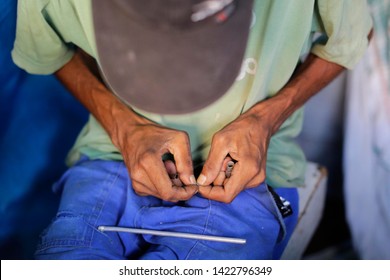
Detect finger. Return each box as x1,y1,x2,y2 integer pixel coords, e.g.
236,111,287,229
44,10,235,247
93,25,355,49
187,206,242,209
245,155,266,188
131,177,159,197
164,159,177,175
200,161,254,203
197,140,229,186
199,185,237,203
171,174,184,187
221,161,259,198
246,167,266,188
213,171,227,186
173,184,199,200
164,160,198,198
169,133,196,186
131,159,171,198
142,154,192,201
164,160,183,187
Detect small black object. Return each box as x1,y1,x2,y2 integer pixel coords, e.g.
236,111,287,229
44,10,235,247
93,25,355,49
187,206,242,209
267,185,293,218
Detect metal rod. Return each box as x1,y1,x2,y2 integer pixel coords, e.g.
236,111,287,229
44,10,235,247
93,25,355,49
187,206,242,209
98,226,246,244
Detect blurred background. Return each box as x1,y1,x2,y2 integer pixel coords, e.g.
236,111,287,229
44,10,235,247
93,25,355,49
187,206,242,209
1,0,389,259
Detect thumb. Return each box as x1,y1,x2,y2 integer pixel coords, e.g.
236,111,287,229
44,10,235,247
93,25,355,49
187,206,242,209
197,149,228,186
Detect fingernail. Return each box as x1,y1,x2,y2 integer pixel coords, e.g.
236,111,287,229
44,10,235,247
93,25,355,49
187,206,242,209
197,174,206,185
190,175,197,185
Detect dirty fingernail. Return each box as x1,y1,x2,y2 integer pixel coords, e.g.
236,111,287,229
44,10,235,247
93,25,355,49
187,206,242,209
190,175,197,185
197,174,206,185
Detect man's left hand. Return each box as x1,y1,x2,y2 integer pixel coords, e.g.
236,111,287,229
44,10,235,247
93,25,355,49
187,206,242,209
197,106,272,203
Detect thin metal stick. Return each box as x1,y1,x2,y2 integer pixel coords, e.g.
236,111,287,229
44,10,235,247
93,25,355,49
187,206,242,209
98,226,246,244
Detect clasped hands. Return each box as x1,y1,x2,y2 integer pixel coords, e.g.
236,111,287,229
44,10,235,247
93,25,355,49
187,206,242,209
118,108,272,203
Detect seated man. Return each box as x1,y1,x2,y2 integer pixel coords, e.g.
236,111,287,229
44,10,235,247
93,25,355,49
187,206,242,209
12,0,372,259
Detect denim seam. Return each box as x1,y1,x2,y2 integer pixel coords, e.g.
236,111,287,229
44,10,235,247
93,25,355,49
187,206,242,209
36,161,123,254
184,198,213,260
89,162,122,243
35,218,101,252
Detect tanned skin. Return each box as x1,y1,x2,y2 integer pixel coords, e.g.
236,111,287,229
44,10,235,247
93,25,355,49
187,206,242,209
56,29,371,203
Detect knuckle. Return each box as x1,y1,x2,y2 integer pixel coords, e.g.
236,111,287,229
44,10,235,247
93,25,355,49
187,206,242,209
247,178,263,188
133,188,144,196
131,182,145,195
180,192,193,201
142,150,156,162
258,172,266,183
130,167,144,182
247,160,261,175
138,151,156,168
218,189,236,204
175,131,189,143
221,195,234,204
178,130,189,139
201,162,213,174
247,168,266,188
159,189,174,201
256,172,266,186
211,132,224,145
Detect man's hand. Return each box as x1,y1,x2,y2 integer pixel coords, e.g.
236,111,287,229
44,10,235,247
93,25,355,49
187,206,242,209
57,50,346,203
116,120,198,201
55,50,198,202
197,107,270,203
197,53,346,203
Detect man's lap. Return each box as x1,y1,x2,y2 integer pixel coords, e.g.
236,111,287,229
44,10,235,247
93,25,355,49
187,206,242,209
35,157,298,260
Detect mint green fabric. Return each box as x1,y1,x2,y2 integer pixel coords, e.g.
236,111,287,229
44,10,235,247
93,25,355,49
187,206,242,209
12,0,372,188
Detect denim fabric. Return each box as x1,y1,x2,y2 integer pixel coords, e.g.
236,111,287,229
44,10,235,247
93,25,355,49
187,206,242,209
35,158,298,260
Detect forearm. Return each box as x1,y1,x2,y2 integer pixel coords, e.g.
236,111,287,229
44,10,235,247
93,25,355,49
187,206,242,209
56,49,197,199
251,28,373,133
197,54,347,200
249,54,345,135
55,49,150,148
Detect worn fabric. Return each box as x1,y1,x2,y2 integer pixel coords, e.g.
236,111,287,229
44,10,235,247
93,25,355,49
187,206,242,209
11,0,372,188
34,157,298,260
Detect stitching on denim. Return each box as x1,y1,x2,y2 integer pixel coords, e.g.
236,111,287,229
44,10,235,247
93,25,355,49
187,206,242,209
84,161,122,247
185,198,213,260
36,161,125,256
88,161,122,227
35,215,100,253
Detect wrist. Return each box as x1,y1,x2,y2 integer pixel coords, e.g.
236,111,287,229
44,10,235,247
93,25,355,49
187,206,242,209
102,96,153,149
249,89,297,135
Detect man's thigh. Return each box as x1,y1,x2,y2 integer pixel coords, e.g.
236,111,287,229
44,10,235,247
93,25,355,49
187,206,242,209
136,184,298,260
34,158,148,259
35,158,298,260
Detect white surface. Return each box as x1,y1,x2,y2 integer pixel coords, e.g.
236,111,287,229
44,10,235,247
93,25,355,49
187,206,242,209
281,161,327,259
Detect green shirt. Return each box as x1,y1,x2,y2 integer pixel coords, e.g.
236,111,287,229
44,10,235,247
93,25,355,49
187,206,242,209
12,0,372,188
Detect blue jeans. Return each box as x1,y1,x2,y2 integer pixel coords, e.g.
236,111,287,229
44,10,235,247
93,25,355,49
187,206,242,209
35,157,298,260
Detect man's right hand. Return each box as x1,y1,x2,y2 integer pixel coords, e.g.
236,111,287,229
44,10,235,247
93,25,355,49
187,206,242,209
116,120,198,202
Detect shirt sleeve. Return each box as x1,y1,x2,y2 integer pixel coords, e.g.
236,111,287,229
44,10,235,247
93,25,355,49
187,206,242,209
11,0,75,74
311,0,373,69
